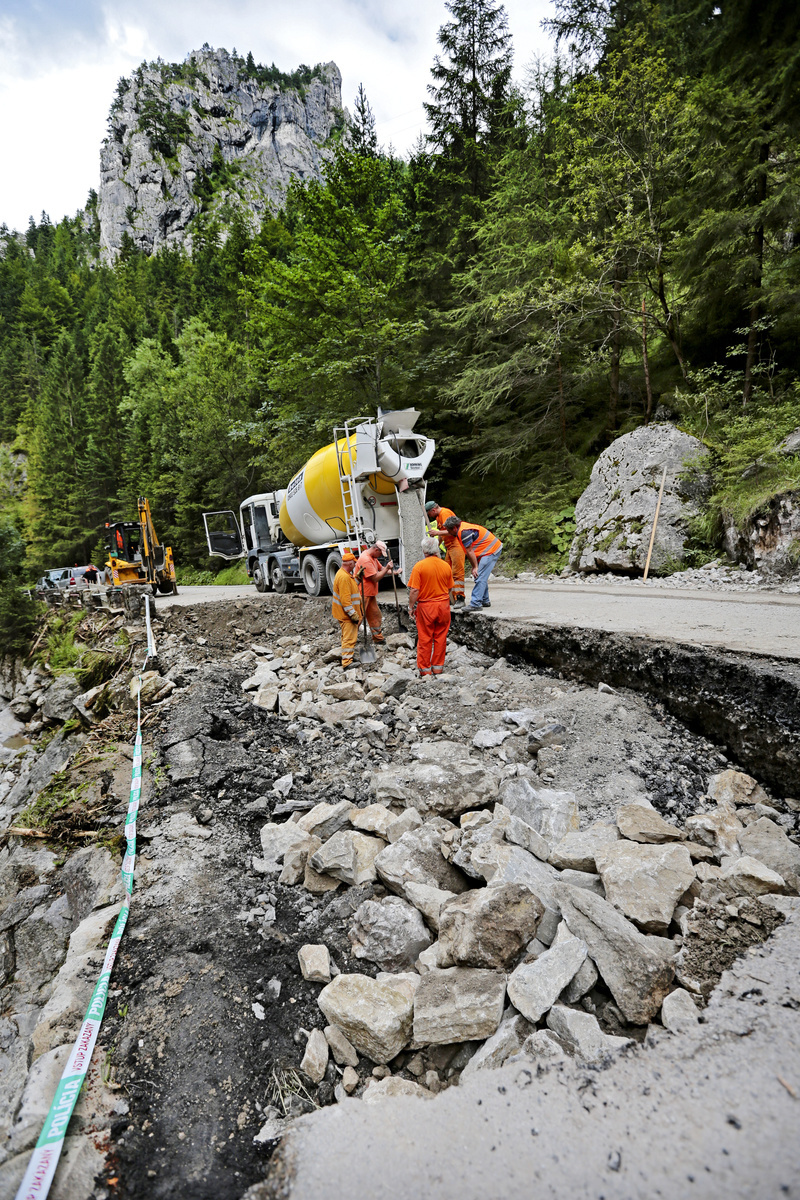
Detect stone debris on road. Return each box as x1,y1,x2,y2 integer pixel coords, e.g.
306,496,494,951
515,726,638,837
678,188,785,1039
0,593,797,1200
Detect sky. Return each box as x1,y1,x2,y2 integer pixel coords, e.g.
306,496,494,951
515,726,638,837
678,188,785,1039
0,0,555,232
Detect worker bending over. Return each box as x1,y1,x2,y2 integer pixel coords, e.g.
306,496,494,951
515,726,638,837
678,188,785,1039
425,500,465,606
407,537,455,676
355,542,399,646
443,516,503,611
331,551,362,668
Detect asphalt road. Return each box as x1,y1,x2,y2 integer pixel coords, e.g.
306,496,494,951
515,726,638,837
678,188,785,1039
160,579,800,660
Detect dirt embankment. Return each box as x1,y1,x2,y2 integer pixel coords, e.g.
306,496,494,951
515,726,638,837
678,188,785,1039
451,612,800,798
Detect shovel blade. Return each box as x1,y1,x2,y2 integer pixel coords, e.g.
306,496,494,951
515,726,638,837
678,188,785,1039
359,644,377,665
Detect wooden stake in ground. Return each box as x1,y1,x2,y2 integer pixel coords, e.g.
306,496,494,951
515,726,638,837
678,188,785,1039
643,465,668,582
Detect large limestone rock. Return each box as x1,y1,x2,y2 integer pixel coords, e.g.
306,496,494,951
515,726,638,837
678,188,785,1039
706,769,769,807
40,674,81,723
738,818,800,891
615,805,684,844
349,897,432,971
375,821,469,899
660,987,701,1033
99,50,344,259
437,884,544,970
569,424,709,574
297,801,354,841
258,822,313,873
719,855,789,898
317,975,413,1064
412,967,506,1046
403,882,457,932
309,831,385,886
546,1005,633,1062
498,778,579,843
507,937,587,1023
593,842,695,933
469,842,562,932
554,883,675,1024
549,824,620,872
460,1011,532,1078
370,758,499,820
685,804,743,858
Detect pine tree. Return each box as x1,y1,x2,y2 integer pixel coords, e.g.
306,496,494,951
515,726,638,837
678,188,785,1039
424,0,513,185
351,85,378,157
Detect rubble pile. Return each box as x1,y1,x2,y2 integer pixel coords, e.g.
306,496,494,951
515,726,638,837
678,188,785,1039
0,595,797,1199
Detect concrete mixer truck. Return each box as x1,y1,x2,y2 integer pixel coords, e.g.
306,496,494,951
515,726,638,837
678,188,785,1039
202,410,435,596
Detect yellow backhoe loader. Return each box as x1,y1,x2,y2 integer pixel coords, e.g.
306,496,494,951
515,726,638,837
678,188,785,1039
103,497,177,595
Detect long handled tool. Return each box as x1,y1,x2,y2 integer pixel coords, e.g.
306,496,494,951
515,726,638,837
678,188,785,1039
389,563,409,632
642,465,667,583
357,575,377,665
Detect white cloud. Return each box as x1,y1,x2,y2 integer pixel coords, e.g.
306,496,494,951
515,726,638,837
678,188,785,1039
0,0,554,231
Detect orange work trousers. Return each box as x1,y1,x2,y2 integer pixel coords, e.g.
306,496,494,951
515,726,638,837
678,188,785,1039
445,541,465,598
336,616,360,667
364,595,384,643
416,598,451,676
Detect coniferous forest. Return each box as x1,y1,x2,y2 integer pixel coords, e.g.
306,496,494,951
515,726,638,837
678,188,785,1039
2,0,800,650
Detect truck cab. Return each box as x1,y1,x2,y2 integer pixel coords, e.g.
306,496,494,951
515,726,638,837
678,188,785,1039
202,491,300,592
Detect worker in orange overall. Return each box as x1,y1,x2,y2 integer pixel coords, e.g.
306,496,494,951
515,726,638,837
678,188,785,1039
331,550,362,668
407,537,455,676
355,541,399,646
443,516,503,611
425,499,465,606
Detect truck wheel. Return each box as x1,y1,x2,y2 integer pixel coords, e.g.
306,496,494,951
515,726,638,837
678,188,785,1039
271,564,289,594
325,550,342,593
302,555,329,597
253,565,268,593
157,581,173,595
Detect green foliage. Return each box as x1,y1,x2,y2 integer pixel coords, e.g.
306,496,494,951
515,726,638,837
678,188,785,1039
39,612,83,673
679,383,800,531
551,507,576,554
0,518,37,658
19,771,88,835
137,91,192,158
175,561,249,585
245,148,426,470
78,649,122,690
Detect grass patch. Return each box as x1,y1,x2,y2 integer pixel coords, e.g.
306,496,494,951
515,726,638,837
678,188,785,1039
78,649,125,690
176,561,250,585
19,771,89,835
38,611,84,673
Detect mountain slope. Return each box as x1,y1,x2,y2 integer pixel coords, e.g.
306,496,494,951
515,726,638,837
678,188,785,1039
99,48,345,259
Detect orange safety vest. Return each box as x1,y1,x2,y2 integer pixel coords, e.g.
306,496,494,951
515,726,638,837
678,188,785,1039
457,522,502,559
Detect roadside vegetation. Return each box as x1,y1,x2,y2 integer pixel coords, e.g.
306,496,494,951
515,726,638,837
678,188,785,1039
1,0,798,579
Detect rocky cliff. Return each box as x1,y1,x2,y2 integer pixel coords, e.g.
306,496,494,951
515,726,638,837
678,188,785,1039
98,49,345,259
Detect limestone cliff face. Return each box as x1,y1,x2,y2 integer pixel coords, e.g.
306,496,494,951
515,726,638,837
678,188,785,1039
98,49,344,259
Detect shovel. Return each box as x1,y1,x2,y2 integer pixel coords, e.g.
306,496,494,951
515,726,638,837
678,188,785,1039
357,576,377,665
389,563,409,632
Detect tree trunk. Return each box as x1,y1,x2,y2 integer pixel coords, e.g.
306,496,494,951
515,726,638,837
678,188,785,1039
743,142,769,409
608,269,622,433
557,351,566,447
642,297,653,423
655,268,687,381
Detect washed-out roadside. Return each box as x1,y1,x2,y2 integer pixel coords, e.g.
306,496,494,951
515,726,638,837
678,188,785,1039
0,594,797,1200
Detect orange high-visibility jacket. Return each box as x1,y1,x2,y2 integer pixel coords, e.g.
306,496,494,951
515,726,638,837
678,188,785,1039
456,522,502,559
331,568,362,620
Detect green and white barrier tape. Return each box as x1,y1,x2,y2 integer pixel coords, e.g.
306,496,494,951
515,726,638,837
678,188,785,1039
15,596,155,1200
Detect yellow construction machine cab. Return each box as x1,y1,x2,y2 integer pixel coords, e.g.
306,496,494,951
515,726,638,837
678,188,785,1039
104,497,177,595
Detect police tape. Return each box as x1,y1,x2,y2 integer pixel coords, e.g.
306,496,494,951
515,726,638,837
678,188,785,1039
14,674,146,1200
